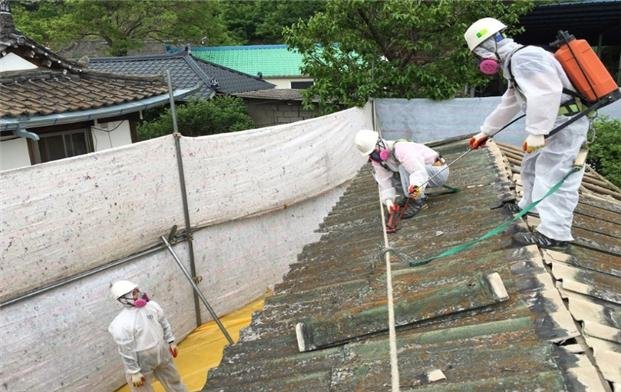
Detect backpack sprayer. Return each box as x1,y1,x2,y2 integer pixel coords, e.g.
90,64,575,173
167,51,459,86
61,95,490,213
429,30,620,187
385,31,619,234
546,30,620,141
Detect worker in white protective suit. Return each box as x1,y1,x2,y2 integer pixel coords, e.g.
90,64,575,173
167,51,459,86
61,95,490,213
108,280,188,392
354,129,449,218
465,17,588,248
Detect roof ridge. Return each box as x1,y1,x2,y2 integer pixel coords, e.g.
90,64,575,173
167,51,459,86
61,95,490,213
181,54,218,89
90,51,185,63
189,44,290,51
190,54,269,83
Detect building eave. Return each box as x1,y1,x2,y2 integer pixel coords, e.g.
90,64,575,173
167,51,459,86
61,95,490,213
0,86,199,131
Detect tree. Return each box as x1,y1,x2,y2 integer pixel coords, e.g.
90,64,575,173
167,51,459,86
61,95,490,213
284,0,534,112
588,116,621,187
138,97,255,140
12,0,233,56
221,0,325,44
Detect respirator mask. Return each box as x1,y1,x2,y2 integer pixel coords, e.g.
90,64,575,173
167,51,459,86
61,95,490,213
369,139,391,163
473,33,504,76
119,290,150,308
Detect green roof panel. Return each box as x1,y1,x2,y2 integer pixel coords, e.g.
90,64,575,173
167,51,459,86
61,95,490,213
190,45,304,78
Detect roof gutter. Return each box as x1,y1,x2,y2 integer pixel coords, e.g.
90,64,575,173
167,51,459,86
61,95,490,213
0,85,200,132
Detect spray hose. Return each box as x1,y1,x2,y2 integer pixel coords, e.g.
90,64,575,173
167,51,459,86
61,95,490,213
379,166,580,267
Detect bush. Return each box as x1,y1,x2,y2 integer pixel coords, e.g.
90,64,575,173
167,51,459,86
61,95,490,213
138,96,255,140
587,116,621,187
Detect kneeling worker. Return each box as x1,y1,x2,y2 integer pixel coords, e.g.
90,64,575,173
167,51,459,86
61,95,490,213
354,129,449,219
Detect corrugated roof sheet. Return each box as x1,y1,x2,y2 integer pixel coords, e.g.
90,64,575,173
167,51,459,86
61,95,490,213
188,45,305,78
498,142,621,389
203,138,618,391
88,51,274,98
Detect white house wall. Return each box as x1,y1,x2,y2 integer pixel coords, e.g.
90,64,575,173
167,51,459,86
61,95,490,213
0,137,31,170
92,120,133,151
0,104,371,392
0,52,37,72
265,77,314,89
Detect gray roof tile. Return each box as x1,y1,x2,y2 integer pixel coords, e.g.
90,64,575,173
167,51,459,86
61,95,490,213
88,51,274,99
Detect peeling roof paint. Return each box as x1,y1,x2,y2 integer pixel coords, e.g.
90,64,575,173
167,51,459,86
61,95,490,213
203,139,619,391
498,143,621,390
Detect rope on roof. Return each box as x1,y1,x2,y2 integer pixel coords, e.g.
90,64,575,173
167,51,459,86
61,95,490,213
373,100,401,392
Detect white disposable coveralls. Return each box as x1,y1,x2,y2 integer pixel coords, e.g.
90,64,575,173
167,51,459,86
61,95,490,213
479,38,588,241
109,301,187,392
372,141,449,204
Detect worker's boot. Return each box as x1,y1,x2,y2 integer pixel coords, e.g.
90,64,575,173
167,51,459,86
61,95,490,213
402,197,427,219
505,203,521,214
512,231,569,249
506,202,540,217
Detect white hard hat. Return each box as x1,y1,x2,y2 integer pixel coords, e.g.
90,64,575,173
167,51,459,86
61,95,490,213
110,280,138,300
354,129,379,155
464,17,507,52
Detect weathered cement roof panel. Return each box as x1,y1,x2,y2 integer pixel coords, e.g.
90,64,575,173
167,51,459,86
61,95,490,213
498,142,621,389
204,140,617,391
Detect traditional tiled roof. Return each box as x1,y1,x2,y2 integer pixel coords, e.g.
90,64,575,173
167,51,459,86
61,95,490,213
0,69,168,118
88,50,274,98
0,2,169,120
187,44,305,78
203,138,620,391
0,2,81,74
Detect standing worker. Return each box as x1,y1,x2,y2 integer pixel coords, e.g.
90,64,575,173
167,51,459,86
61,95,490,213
109,280,188,392
465,17,588,248
354,129,449,219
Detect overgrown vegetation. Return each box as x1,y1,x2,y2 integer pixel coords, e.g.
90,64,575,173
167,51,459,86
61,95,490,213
588,116,621,187
12,0,234,56
138,97,255,141
12,0,326,54
285,0,534,112
221,0,326,44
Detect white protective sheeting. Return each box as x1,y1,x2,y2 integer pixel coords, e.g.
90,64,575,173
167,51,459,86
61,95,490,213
181,107,371,227
0,185,347,392
0,104,370,392
190,184,348,318
0,137,186,303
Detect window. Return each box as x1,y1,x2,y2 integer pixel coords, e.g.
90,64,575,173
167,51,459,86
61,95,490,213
290,81,314,89
32,129,94,164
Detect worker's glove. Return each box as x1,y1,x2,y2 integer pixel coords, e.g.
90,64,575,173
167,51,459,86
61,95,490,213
169,343,178,358
385,199,399,213
408,185,422,200
131,372,145,387
469,132,489,150
522,134,545,153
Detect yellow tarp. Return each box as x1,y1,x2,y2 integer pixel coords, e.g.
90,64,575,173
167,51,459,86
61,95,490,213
115,296,265,392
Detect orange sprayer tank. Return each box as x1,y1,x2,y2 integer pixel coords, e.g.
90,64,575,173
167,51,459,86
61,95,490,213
553,31,619,103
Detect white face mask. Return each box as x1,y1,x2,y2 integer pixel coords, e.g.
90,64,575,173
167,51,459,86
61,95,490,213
473,46,497,60
473,36,500,59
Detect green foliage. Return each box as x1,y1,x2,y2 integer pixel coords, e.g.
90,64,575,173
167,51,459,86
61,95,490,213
137,97,255,140
284,0,534,112
12,1,76,49
221,0,325,44
12,0,233,56
587,116,621,187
